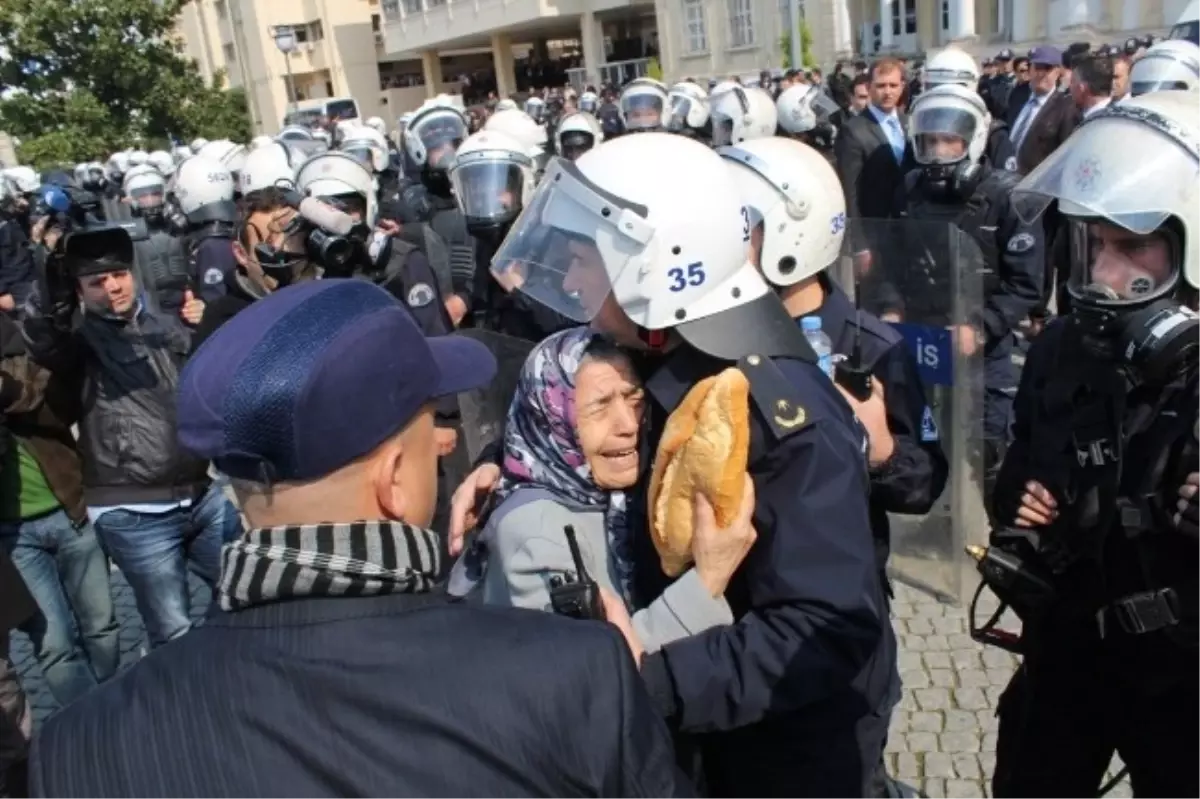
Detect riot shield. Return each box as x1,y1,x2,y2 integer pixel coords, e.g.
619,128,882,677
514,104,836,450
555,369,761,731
455,329,537,463
834,219,988,606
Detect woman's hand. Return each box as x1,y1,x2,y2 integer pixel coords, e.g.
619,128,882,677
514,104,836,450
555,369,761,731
448,463,501,556
691,475,757,597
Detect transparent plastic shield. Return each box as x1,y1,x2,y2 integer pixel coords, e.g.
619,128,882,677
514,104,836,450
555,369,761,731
455,330,537,463
834,219,988,605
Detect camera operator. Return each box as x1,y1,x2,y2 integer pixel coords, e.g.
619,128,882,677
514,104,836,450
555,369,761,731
21,226,232,650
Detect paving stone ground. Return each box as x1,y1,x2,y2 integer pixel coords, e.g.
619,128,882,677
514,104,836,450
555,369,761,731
11,572,1130,798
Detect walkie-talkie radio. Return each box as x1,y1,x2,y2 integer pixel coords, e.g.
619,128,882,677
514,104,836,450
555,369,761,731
548,525,603,621
834,275,874,401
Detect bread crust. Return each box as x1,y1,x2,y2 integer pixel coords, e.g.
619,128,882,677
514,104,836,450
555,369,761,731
648,368,751,576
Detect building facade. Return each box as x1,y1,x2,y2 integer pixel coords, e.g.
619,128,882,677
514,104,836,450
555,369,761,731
175,0,460,134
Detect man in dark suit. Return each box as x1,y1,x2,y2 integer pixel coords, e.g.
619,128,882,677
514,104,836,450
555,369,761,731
834,57,910,309
30,280,688,798
1007,46,1079,175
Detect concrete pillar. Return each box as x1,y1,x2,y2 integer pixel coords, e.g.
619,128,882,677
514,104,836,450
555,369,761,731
949,0,977,38
1121,0,1141,30
580,11,603,87
420,50,443,99
491,33,517,97
1011,0,1032,41
831,0,855,55
880,0,895,49
917,0,937,49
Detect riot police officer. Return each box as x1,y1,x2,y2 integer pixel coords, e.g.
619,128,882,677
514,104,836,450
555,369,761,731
774,83,843,165
169,155,239,306
987,89,1199,798
723,136,946,795
450,133,893,797
924,48,1018,170
981,48,1017,119
664,80,712,142
123,165,192,316
891,82,1044,502
399,102,473,326
447,129,572,340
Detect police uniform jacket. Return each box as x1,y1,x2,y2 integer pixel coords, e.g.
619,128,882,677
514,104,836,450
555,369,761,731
631,340,897,797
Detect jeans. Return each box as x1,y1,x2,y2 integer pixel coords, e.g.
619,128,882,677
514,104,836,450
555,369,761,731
0,510,119,708
92,483,229,648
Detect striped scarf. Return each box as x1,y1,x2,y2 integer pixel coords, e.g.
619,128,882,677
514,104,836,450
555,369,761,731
217,521,442,611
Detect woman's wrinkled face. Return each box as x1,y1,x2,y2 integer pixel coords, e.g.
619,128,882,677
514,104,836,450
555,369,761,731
574,354,644,490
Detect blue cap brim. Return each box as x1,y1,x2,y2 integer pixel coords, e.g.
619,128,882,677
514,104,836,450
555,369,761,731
428,334,498,398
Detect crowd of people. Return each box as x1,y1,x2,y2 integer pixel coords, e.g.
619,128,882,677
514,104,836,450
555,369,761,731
0,29,1197,799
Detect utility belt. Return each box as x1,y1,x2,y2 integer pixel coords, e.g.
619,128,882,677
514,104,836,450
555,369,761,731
1096,585,1192,639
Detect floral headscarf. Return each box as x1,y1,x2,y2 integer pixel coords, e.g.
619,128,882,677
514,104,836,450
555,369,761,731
493,327,641,606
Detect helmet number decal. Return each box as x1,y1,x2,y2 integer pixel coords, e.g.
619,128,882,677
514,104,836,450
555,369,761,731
741,206,752,242
668,262,706,292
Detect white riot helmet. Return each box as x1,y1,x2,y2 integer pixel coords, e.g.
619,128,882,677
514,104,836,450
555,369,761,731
190,138,209,152
279,125,315,142
364,116,387,136
105,153,130,184
908,84,989,172
555,112,603,160
128,149,149,166
1013,90,1199,317
484,109,549,170
711,80,740,97
172,145,193,163
170,155,236,221
312,129,332,147
495,98,519,112
524,95,546,123
923,47,982,89
492,133,787,358
579,91,599,113
148,150,175,177
122,163,162,189
665,81,710,133
73,163,89,186
83,162,107,190
3,166,39,195
295,151,378,228
238,142,302,195
448,129,536,239
124,168,168,219
197,139,249,185
251,135,275,149
404,105,468,171
619,78,669,131
776,84,842,134
339,126,391,174
719,138,846,288
709,86,778,146
1128,40,1200,96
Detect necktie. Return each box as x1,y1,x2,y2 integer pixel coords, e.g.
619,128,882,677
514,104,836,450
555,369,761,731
886,116,904,163
1011,96,1040,150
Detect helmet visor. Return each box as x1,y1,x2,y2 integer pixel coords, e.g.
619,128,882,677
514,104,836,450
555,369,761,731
910,106,977,164
130,185,165,211
579,95,598,113
1066,220,1180,306
1012,113,1199,233
413,114,467,169
491,157,653,322
558,131,595,161
621,92,664,130
664,95,701,131
450,160,526,224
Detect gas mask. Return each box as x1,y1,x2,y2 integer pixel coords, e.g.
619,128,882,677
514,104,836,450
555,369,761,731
1068,223,1198,384
921,159,984,202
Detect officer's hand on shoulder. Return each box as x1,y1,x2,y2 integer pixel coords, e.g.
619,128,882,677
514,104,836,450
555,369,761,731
434,426,457,456
1174,472,1198,537
449,463,502,556
836,379,893,467
376,219,401,237
1015,480,1058,528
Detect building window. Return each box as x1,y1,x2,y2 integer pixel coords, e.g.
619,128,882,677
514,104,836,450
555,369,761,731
891,0,901,36
214,0,227,19
682,0,708,53
941,0,950,29
727,0,756,47
371,13,381,31
223,43,236,63
311,20,325,41
382,0,399,17
402,0,422,12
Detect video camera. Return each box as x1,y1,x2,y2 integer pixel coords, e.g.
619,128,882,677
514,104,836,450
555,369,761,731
251,189,371,280
33,185,106,231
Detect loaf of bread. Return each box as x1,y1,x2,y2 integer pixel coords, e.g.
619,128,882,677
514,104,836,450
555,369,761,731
648,368,751,577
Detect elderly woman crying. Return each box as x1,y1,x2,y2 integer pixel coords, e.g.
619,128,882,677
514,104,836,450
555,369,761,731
450,327,745,652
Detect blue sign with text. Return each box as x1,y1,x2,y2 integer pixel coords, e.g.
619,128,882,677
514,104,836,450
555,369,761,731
890,322,954,386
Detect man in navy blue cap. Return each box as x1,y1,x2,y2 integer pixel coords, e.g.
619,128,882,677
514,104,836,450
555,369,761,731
29,279,687,799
